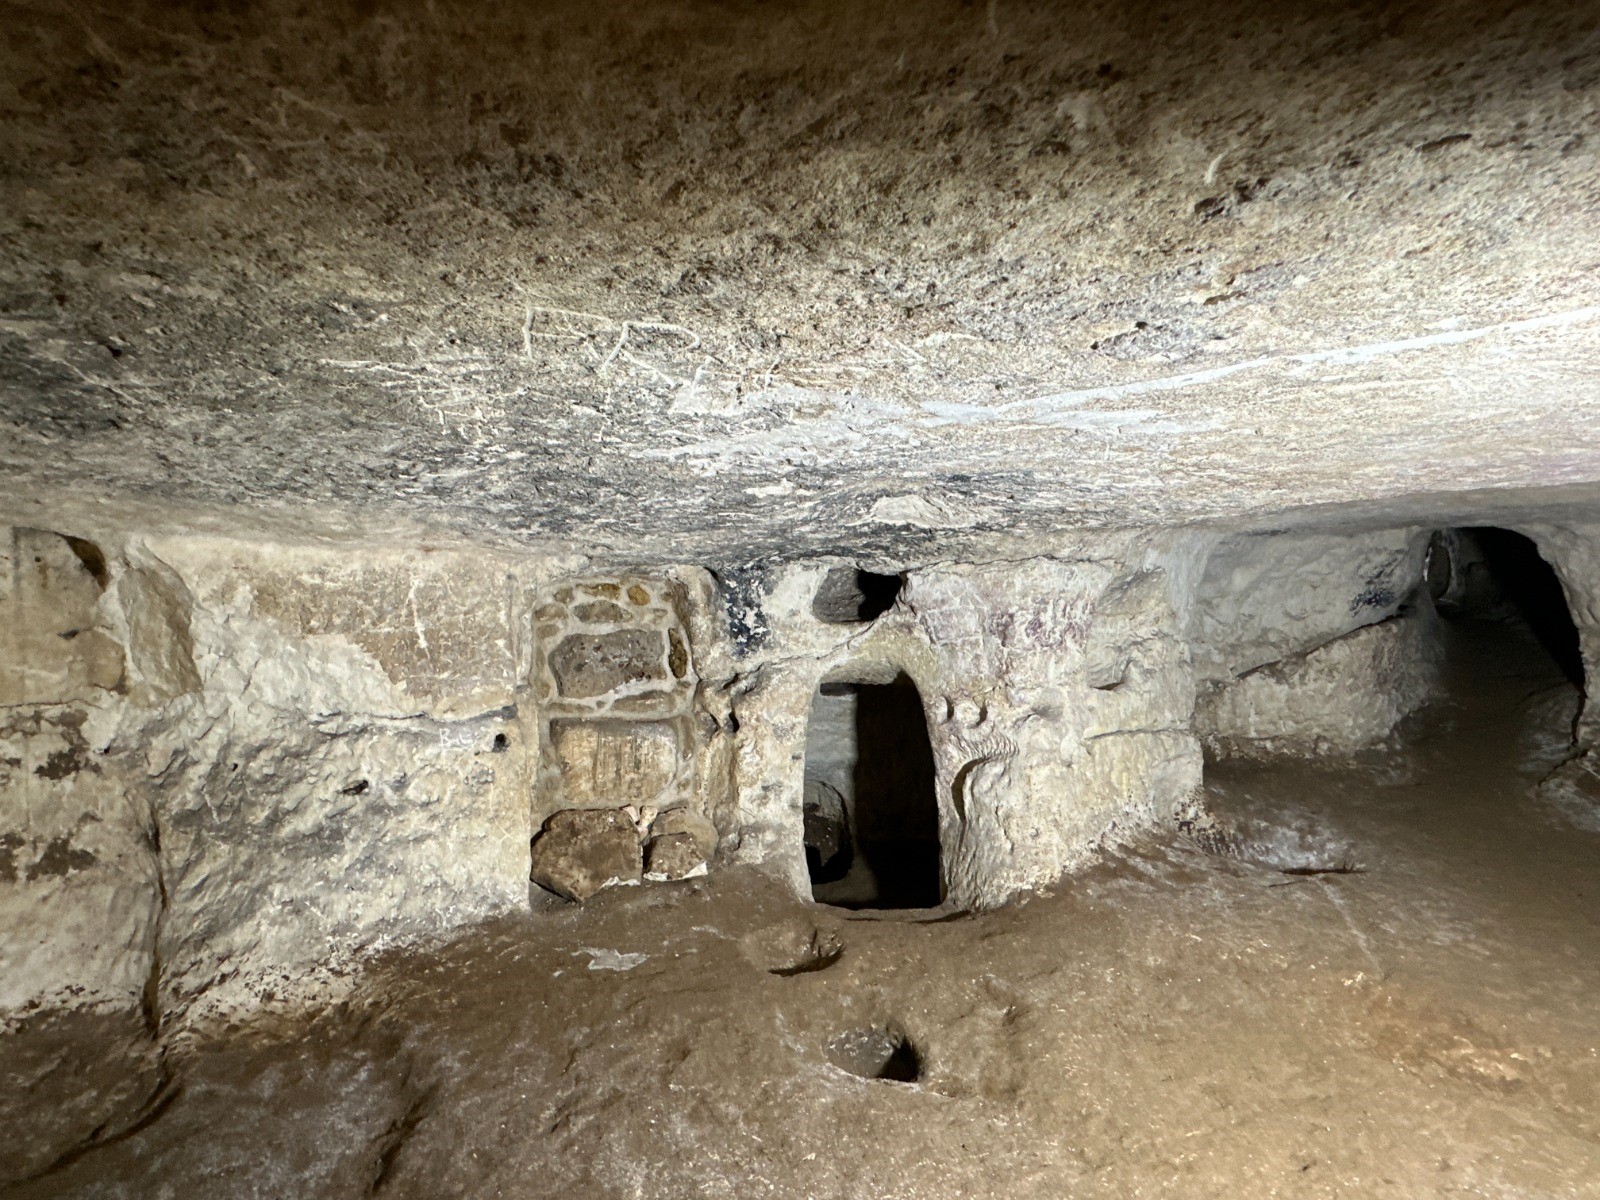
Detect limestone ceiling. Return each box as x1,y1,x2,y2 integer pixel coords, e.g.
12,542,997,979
2,0,1598,564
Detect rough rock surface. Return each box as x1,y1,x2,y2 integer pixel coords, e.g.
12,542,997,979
1,0,1597,562
529,808,645,901
7,628,1599,1198
1197,612,1443,758
0,527,546,1029
0,1009,165,1184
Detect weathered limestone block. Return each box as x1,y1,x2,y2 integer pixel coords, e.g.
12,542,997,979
157,535,530,718
650,806,717,856
530,808,643,901
643,833,706,881
535,577,703,827
644,806,718,879
0,704,159,1019
801,779,850,878
112,555,201,706
125,539,535,1019
550,719,681,809
0,527,158,1022
1196,612,1442,759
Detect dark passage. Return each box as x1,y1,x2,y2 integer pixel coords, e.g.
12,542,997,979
1443,528,1584,690
804,672,941,909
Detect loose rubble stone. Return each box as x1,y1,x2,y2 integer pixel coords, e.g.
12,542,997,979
649,808,718,858
644,833,707,881
529,808,643,902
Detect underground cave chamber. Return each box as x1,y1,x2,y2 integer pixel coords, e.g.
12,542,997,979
5,0,1600,1192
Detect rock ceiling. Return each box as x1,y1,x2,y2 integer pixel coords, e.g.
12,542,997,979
2,0,1598,564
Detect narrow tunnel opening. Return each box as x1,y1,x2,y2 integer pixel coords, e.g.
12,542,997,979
802,671,941,909
1195,524,1589,881
1439,528,1584,690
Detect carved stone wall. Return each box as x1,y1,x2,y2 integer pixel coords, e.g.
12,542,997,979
531,578,699,822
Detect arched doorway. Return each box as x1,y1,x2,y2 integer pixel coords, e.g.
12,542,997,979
801,670,941,909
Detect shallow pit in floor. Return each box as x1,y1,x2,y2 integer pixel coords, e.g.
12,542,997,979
826,1025,922,1083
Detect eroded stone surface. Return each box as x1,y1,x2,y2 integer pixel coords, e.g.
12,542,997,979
650,807,718,858
0,1008,164,1184
643,833,706,881
1197,612,1444,759
711,551,1205,908
548,630,665,700
0,529,122,705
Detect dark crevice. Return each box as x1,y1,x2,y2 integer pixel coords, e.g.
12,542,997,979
768,944,844,976
141,809,168,1040
62,535,110,589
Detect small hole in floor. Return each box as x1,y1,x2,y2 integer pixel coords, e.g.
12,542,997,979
491,733,509,752
826,1025,922,1082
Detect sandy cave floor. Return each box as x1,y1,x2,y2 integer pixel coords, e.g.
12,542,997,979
8,619,1600,1199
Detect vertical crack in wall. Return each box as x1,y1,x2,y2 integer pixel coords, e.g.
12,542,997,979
141,795,168,1040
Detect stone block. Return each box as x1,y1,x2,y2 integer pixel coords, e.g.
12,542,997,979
529,808,642,902
650,806,718,857
548,629,665,699
551,720,680,809
643,833,707,881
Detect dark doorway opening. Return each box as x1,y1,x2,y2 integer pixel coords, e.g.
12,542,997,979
1439,528,1584,690
803,671,941,909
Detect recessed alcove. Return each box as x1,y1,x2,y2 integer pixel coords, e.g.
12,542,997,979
801,669,941,909
812,568,904,625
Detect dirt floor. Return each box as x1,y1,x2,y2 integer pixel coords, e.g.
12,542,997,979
6,616,1600,1199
